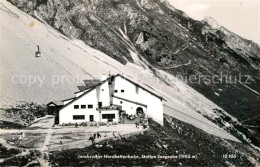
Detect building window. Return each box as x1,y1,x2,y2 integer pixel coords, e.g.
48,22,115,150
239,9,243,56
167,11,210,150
102,114,115,119
88,104,93,109
81,105,86,109
74,105,79,109
120,101,123,104
121,90,124,93
114,90,118,93
73,115,85,120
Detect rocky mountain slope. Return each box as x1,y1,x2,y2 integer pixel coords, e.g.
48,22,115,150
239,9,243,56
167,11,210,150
1,0,260,149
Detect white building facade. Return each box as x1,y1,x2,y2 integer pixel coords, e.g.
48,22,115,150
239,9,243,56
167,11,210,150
57,74,164,125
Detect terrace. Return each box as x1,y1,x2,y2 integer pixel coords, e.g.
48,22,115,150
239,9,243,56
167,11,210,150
0,116,147,152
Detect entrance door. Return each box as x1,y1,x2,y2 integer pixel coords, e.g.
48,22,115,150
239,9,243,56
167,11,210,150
89,115,94,122
55,115,59,124
136,107,144,115
98,102,102,108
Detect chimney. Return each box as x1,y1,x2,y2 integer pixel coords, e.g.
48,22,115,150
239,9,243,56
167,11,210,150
101,74,108,81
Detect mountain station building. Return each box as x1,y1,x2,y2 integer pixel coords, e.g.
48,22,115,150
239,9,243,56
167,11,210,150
47,74,164,125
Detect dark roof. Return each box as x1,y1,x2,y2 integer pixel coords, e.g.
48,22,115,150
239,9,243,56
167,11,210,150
47,101,63,106
77,83,98,91
112,95,147,107
74,80,100,94
83,79,100,85
77,86,88,91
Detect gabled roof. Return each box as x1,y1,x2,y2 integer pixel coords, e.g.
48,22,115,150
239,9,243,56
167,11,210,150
115,74,166,101
59,78,109,110
47,101,63,106
59,74,165,111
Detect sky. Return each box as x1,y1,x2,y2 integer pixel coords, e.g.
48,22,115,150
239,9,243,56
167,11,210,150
168,0,260,45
